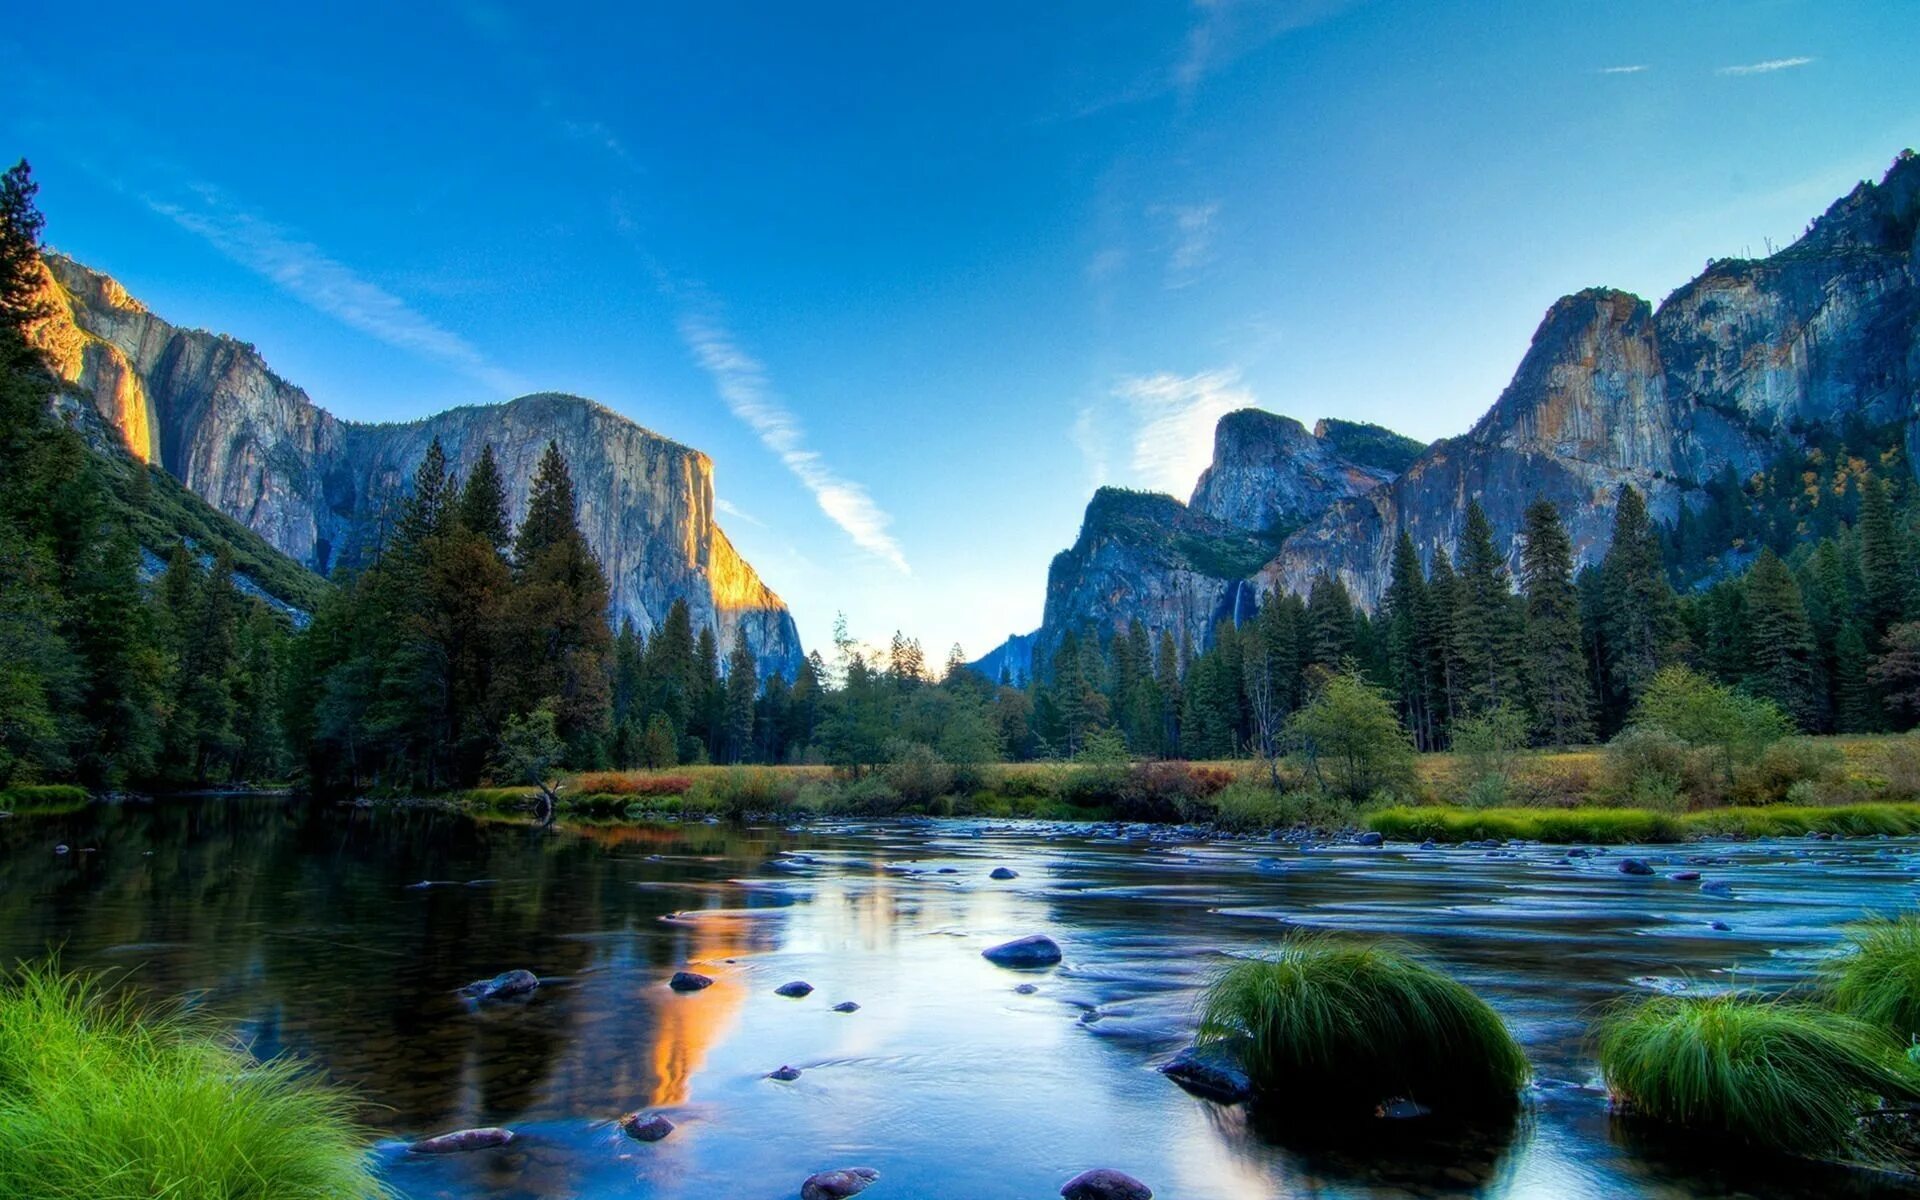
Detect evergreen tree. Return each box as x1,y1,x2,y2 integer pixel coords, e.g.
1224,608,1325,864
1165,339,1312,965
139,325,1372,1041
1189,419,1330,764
1743,548,1820,729
1382,531,1431,747
1306,574,1353,668
1599,484,1681,710
1519,499,1594,745
723,633,757,763
513,441,579,568
456,443,512,556
1452,501,1522,717
1859,473,1905,641
1424,546,1460,742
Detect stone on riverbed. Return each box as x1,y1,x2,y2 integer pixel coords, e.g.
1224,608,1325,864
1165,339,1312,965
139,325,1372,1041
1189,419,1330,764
1061,1168,1153,1199
769,1064,802,1081
982,934,1062,967
1159,1040,1253,1104
832,1001,861,1013
409,1127,514,1154
1356,831,1384,847
775,980,815,998
670,971,714,992
1700,879,1735,896
461,969,539,1001
1618,858,1654,876
620,1112,674,1142
990,866,1019,879
801,1166,879,1199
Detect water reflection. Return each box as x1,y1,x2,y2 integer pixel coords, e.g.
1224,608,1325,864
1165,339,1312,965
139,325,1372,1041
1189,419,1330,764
5,799,1920,1197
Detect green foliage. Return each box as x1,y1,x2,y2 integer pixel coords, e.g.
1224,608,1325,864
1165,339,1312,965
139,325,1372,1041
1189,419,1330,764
0,783,88,813
0,963,388,1199
1596,992,1917,1155
1632,666,1794,783
1315,417,1427,474
494,704,564,793
1452,701,1529,794
1826,915,1920,1044
1198,935,1528,1113
1367,804,1688,844
1287,670,1415,802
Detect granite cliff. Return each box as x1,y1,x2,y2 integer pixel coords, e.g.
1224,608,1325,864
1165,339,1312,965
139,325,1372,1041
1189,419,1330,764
31,254,805,676
995,150,1920,675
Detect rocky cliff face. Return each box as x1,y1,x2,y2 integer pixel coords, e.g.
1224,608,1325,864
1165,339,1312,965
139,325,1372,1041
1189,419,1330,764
1188,409,1407,535
32,255,805,677
1262,150,1920,608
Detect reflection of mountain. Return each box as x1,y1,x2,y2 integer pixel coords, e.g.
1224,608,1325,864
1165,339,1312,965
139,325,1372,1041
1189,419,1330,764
646,909,767,1106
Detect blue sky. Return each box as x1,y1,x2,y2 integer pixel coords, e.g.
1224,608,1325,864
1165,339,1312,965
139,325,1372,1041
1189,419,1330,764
4,1,1915,662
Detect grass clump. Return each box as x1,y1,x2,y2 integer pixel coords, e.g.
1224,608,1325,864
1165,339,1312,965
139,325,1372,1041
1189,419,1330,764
1826,914,1920,1044
0,963,388,1199
1366,805,1686,845
1197,935,1527,1115
1596,993,1918,1157
0,783,90,813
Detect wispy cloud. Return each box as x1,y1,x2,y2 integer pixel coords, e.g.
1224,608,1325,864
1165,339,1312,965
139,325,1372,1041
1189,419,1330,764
1155,201,1221,286
1113,368,1253,494
142,183,524,395
715,497,766,528
1597,64,1649,75
678,315,909,573
1174,0,1365,102
1718,56,1814,76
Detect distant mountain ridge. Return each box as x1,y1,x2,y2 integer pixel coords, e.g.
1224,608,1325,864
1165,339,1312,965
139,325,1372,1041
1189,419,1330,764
983,150,1920,679
30,255,805,676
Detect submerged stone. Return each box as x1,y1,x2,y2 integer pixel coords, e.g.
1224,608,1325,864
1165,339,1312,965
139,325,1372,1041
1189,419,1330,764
1159,1040,1253,1104
775,980,815,997
982,934,1062,967
801,1166,879,1199
1618,858,1654,876
669,971,714,992
409,1127,514,1154
1356,831,1384,847
461,969,539,1001
620,1112,675,1142
770,1064,802,1081
1015,983,1039,994
1700,879,1735,896
832,1001,861,1013
1061,1168,1154,1199
1670,870,1701,882
990,866,1019,879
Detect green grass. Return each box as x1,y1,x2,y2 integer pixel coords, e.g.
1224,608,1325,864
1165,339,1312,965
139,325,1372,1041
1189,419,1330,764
1825,914,1920,1044
0,784,90,814
1197,935,1528,1115
1596,992,1919,1156
1366,803,1920,844
0,964,390,1199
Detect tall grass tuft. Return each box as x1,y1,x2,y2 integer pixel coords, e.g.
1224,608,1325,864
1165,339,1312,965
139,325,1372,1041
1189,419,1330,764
0,964,390,1199
1826,914,1920,1044
1197,935,1528,1115
1596,992,1919,1156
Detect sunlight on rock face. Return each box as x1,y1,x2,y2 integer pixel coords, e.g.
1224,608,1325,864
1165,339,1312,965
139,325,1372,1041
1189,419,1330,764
25,261,157,463
646,909,765,1106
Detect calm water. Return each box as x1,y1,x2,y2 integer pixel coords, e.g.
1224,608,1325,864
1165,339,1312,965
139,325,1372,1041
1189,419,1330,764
5,797,1920,1199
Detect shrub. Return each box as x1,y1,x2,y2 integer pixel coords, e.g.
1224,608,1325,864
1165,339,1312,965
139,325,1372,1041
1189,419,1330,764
0,783,89,813
1287,672,1416,803
1366,805,1686,844
1452,702,1529,793
1826,914,1920,1044
1733,738,1843,805
684,767,796,818
1632,666,1793,784
1114,762,1235,823
1463,774,1511,809
1209,782,1348,832
0,964,389,1199
1596,993,1917,1156
567,772,693,798
881,741,954,807
1883,735,1920,802
1602,725,1696,811
834,775,903,816
1198,936,1527,1115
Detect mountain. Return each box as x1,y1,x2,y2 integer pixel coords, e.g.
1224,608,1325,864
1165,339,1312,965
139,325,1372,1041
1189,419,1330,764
976,410,1419,675
30,254,805,676
999,149,1920,674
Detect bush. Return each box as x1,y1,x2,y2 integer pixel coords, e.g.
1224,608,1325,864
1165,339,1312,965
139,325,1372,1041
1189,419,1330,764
881,741,954,807
1198,936,1527,1115
1452,702,1529,794
0,783,89,813
1883,736,1920,802
1826,914,1920,1044
1632,666,1793,784
1114,762,1235,823
1602,725,1697,811
1733,738,1843,805
1367,805,1686,845
1209,782,1348,832
0,964,388,1199
1596,992,1917,1155
567,772,694,797
1287,672,1416,803
683,767,796,818
1463,774,1511,809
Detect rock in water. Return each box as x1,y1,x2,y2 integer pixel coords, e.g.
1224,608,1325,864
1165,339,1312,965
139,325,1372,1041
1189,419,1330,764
990,866,1018,879
982,934,1062,967
1618,859,1654,876
409,1127,514,1154
462,969,539,1001
1061,1168,1154,1199
1700,879,1735,896
1015,983,1039,995
1159,1040,1253,1104
669,971,714,992
801,1167,879,1199
1356,831,1384,847
620,1113,674,1142
775,981,815,998
832,1001,861,1013
769,1065,802,1081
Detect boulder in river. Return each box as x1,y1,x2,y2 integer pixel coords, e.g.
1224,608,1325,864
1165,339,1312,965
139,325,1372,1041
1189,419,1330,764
775,981,815,998
982,934,1062,967
1356,831,1384,847
620,1112,675,1142
990,866,1019,879
1159,1040,1253,1104
832,1001,861,1013
409,1127,514,1154
769,1064,802,1081
669,971,714,992
801,1166,879,1199
1061,1168,1153,1199
1618,859,1654,876
1700,879,1735,896
1670,871,1701,882
1015,983,1039,995
461,969,539,1001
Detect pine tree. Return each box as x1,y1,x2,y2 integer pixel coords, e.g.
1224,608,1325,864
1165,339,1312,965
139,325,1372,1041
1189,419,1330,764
456,443,512,556
1833,621,1878,733
1424,546,1460,743
398,437,453,550
513,441,579,568
723,633,757,763
0,160,48,333
1382,531,1431,747
1306,574,1353,668
1743,548,1819,730
1860,473,1905,641
1599,484,1681,709
1519,499,1594,745
1452,501,1522,718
